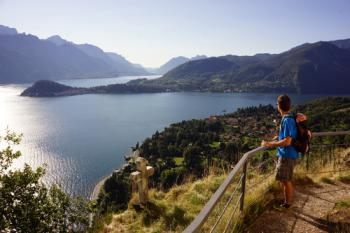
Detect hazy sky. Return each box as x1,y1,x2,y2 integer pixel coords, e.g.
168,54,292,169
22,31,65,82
1,0,350,67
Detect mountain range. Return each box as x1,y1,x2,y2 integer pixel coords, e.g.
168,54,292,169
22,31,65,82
2,24,350,94
23,38,350,96
46,35,149,76
0,25,209,83
133,39,350,94
0,25,150,83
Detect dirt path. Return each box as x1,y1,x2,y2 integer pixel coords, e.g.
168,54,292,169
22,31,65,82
248,180,350,233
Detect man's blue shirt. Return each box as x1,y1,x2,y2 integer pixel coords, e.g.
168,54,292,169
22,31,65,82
277,116,298,159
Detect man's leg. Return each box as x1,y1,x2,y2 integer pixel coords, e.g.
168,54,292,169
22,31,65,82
280,181,287,203
276,157,295,207
285,181,293,204
281,180,293,204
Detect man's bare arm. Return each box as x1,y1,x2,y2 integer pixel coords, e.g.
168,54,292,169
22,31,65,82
261,136,292,148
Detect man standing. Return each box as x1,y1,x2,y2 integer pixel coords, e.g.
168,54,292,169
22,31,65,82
261,94,298,208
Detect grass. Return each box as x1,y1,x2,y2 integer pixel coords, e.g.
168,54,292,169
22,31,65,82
98,147,350,233
232,178,280,232
174,157,184,166
209,141,221,149
327,198,350,232
338,174,350,184
334,198,350,209
98,162,281,233
101,174,226,232
293,173,315,185
89,212,113,233
321,176,336,184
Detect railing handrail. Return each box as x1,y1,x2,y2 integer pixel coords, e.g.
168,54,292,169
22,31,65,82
183,130,350,233
312,131,350,137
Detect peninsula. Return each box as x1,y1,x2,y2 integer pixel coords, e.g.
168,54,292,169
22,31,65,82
20,80,168,97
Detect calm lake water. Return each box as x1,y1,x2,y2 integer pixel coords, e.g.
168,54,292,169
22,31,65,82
0,75,334,197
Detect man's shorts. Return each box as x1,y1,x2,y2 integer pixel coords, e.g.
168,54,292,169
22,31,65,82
275,156,297,181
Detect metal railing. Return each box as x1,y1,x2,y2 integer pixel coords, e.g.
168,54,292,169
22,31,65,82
183,131,350,233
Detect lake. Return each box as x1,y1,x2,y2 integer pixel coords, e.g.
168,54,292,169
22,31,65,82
0,75,333,197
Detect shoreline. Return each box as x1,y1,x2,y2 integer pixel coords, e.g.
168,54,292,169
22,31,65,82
88,173,112,226
90,174,111,201
90,151,138,201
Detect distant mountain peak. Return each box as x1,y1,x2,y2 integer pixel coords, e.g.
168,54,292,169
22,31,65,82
168,56,189,62
151,55,208,74
191,55,207,60
46,35,72,46
47,35,63,40
0,25,18,35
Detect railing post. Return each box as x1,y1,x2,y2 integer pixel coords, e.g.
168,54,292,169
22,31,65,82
321,144,326,166
240,161,247,211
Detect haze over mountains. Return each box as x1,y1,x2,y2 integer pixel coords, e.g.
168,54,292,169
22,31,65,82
46,35,149,76
0,25,152,83
0,25,209,83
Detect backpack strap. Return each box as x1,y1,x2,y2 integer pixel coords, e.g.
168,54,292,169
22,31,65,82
280,112,295,132
280,112,297,145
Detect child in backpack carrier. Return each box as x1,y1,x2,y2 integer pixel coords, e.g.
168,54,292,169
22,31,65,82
294,113,312,154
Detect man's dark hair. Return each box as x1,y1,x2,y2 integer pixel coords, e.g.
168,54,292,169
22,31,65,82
277,94,291,112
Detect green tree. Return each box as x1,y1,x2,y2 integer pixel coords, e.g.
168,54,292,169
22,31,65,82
97,172,130,214
160,166,186,189
183,145,204,177
0,129,91,232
